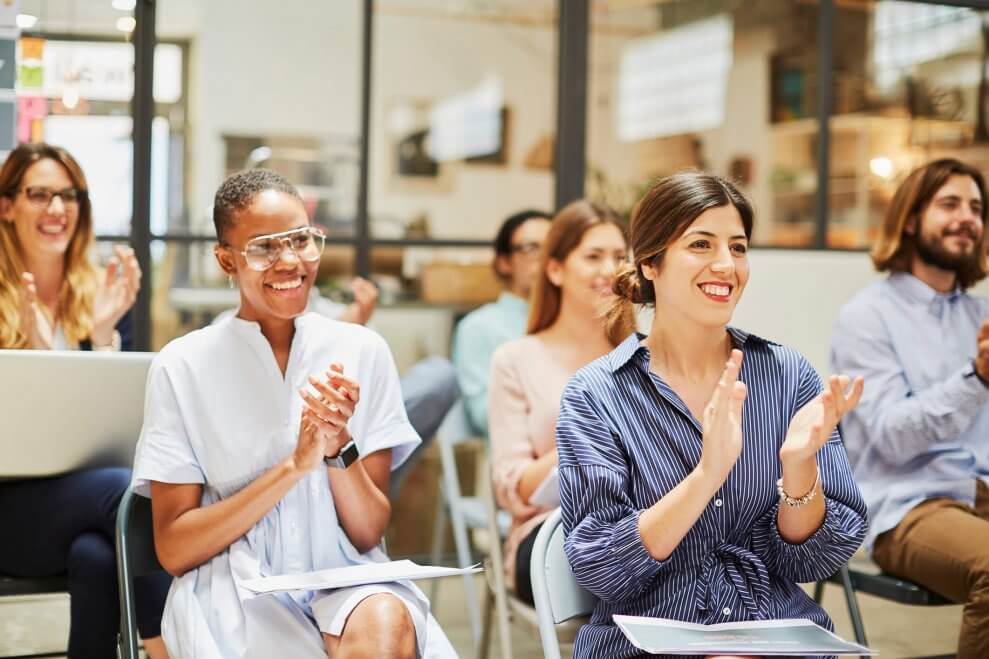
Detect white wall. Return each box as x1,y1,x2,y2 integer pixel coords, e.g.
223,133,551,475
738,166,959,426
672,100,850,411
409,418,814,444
730,249,880,374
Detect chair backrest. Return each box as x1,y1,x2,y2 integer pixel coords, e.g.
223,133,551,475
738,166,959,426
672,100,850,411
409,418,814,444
436,398,476,449
531,508,596,659
116,486,166,659
117,486,163,577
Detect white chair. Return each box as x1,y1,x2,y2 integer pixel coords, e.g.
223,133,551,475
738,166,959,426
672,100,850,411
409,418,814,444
479,472,537,659
429,401,510,650
530,508,597,659
479,481,584,659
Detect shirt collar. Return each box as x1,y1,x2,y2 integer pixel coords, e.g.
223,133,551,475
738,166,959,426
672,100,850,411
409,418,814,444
888,272,962,319
226,311,314,336
497,291,529,313
607,326,765,373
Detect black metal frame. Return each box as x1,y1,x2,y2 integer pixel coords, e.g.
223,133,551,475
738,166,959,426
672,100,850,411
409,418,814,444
131,0,156,350
555,0,590,209
118,0,988,349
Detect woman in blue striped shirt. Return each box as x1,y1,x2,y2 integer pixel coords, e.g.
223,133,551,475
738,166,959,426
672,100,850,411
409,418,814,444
556,172,868,659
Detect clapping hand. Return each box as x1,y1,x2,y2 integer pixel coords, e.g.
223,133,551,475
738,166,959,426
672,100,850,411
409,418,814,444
779,374,864,467
699,349,748,483
91,245,141,346
975,320,989,382
339,277,379,326
18,272,52,349
294,363,361,471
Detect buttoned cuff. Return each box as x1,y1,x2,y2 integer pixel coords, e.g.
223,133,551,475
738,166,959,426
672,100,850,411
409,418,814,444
609,510,668,583
754,496,865,582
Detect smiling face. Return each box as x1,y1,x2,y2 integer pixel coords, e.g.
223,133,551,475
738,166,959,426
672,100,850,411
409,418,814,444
547,222,628,312
1,158,82,262
911,173,984,273
643,204,750,329
215,189,317,324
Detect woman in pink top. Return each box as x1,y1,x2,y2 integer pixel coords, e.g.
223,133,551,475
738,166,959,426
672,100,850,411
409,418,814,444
488,199,636,603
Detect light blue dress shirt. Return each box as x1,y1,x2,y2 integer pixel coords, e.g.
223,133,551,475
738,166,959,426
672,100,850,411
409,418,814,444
451,291,529,436
830,272,989,553
559,329,867,659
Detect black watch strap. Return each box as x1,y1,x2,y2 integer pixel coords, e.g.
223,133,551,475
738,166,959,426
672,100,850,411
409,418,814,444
324,439,360,469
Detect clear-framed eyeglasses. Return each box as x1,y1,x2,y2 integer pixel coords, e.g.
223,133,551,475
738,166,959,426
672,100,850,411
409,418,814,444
232,226,326,271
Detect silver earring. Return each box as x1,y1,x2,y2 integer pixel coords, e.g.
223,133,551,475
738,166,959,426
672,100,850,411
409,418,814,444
228,276,235,289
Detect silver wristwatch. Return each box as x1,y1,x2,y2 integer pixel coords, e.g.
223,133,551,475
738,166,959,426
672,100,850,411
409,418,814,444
324,440,360,469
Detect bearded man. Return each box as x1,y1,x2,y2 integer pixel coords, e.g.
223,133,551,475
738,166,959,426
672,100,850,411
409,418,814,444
831,158,989,659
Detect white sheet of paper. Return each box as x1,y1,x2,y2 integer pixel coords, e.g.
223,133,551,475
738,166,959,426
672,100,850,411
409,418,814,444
240,560,483,594
614,615,876,656
529,464,560,508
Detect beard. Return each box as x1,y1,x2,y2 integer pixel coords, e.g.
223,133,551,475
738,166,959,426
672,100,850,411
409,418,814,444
915,227,979,273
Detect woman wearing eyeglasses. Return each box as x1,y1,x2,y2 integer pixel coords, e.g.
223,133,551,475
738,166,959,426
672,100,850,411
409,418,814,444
132,169,441,658
0,142,169,658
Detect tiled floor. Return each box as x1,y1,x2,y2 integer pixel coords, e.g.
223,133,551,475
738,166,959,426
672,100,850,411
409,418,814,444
0,574,963,658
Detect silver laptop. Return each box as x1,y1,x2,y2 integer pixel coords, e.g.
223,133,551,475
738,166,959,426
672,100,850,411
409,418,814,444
0,349,153,478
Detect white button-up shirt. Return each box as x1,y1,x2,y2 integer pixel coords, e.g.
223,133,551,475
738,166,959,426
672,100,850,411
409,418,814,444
133,313,422,658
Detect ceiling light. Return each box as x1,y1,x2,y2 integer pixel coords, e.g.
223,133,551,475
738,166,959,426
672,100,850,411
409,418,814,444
16,14,38,29
116,16,136,33
112,0,137,10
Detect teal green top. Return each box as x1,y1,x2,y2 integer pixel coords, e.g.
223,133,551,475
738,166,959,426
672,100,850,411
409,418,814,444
451,292,529,436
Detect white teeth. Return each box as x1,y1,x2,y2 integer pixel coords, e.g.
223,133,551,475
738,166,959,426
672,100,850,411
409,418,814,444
701,283,730,297
39,224,65,235
269,277,302,291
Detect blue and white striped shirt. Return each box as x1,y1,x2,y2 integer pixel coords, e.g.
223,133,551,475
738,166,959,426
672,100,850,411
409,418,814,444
557,329,868,659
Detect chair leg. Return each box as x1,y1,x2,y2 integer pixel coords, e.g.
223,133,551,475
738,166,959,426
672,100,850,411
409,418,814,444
839,565,868,646
429,486,448,605
478,585,494,659
812,579,825,604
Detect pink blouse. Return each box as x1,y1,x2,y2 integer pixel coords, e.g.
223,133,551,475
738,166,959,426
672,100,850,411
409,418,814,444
488,334,581,586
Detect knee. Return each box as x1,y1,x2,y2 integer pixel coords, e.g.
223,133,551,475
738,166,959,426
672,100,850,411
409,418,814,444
86,466,132,515
67,532,116,587
432,357,460,404
89,466,132,497
343,594,416,659
417,356,460,403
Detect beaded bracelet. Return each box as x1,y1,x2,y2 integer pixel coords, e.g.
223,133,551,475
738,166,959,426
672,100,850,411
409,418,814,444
776,469,820,507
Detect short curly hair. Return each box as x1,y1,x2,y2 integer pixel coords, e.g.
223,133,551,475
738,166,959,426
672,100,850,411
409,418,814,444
212,169,302,242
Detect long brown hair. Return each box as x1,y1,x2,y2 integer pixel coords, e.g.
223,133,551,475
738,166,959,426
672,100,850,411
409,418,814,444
606,171,753,340
527,199,634,345
0,143,96,348
871,158,988,289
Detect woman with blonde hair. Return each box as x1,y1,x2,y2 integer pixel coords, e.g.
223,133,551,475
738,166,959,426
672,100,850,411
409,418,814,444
0,142,168,658
557,171,868,658
488,198,633,603
0,143,139,350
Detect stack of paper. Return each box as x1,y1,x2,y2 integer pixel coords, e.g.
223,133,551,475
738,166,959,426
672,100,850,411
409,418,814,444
240,560,482,594
614,615,875,656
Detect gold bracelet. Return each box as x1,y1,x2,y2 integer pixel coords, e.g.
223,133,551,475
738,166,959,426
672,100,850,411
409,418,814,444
776,469,820,507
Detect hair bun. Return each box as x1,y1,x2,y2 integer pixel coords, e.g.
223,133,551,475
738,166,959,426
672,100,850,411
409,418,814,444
612,265,642,303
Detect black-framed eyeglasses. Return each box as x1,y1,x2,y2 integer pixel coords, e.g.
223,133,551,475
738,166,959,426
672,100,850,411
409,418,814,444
225,226,326,271
16,186,85,208
510,241,542,255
